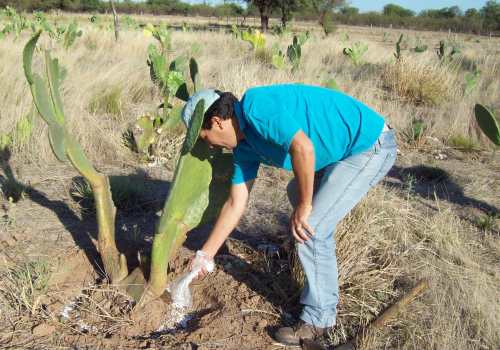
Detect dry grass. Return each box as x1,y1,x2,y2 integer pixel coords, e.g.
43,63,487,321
381,57,458,106
0,15,499,349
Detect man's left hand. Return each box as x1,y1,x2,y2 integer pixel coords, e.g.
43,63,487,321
290,203,315,244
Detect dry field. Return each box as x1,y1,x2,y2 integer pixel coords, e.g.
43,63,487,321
0,13,499,350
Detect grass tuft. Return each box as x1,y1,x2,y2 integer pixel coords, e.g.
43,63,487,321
448,134,478,152
382,58,455,106
88,86,123,118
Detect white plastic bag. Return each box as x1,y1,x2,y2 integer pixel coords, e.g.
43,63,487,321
167,250,214,308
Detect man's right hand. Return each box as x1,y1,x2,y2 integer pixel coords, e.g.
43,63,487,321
189,250,215,279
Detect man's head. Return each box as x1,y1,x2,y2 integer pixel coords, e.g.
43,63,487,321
182,89,241,150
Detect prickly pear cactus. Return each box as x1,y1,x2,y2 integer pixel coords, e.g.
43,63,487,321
287,35,301,72
23,31,128,283
474,104,500,146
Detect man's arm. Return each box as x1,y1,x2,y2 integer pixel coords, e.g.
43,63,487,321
201,180,254,258
289,130,316,243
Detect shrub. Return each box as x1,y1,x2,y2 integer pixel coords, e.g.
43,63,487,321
382,58,454,106
255,47,273,65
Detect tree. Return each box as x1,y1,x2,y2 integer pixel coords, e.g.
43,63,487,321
339,6,359,16
465,8,480,18
481,0,500,30
383,3,415,17
308,0,345,34
276,0,299,28
245,0,277,32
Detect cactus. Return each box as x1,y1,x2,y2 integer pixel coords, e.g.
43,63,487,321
1,6,29,40
413,37,428,53
271,43,286,70
144,23,171,53
63,20,83,49
230,24,240,39
464,69,480,96
437,40,460,62
287,35,302,72
23,32,233,306
297,31,310,46
342,41,368,66
143,109,233,302
241,29,265,50
31,11,54,37
133,39,190,156
474,104,500,146
394,34,403,60
23,31,128,283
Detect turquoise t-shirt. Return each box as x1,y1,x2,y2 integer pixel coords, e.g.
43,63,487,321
231,84,385,184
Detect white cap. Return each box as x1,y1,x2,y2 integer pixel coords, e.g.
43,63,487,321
181,89,220,128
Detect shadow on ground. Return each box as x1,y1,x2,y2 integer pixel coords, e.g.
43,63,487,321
385,165,498,215
0,148,171,278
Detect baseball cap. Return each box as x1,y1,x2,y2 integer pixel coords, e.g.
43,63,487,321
181,89,220,152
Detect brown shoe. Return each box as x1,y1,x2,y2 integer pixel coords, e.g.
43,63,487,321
274,320,326,346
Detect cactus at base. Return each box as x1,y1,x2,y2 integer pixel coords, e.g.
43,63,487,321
23,32,128,283
474,104,500,146
138,103,233,303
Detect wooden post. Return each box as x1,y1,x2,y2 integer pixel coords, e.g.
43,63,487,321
110,0,120,41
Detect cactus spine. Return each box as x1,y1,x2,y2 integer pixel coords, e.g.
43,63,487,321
23,31,128,283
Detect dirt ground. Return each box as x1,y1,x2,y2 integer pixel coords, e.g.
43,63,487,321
1,139,498,349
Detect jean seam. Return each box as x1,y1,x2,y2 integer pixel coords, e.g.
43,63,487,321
368,149,397,187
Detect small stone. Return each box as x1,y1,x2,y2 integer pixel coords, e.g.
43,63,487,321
257,319,268,329
32,323,56,336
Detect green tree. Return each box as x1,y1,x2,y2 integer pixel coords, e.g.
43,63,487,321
481,0,500,30
465,8,480,18
383,3,415,17
339,6,359,16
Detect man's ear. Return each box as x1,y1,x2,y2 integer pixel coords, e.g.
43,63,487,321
211,116,224,129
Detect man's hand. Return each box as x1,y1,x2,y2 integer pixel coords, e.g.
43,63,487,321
188,250,215,279
289,131,316,244
290,203,315,243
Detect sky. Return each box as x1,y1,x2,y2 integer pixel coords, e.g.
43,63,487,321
349,0,488,13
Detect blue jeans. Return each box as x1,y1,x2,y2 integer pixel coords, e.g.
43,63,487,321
287,129,397,327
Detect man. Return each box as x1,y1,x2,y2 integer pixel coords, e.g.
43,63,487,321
181,83,397,345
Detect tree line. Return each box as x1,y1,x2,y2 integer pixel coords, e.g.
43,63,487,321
0,0,499,34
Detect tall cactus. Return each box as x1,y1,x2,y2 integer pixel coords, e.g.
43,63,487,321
474,104,500,146
137,59,232,305
23,31,128,283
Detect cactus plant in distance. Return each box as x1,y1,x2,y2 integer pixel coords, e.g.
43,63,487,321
23,31,232,307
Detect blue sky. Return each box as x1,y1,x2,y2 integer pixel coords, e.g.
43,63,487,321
349,0,488,13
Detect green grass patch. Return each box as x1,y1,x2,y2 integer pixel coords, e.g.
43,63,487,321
448,134,478,152
88,86,123,118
